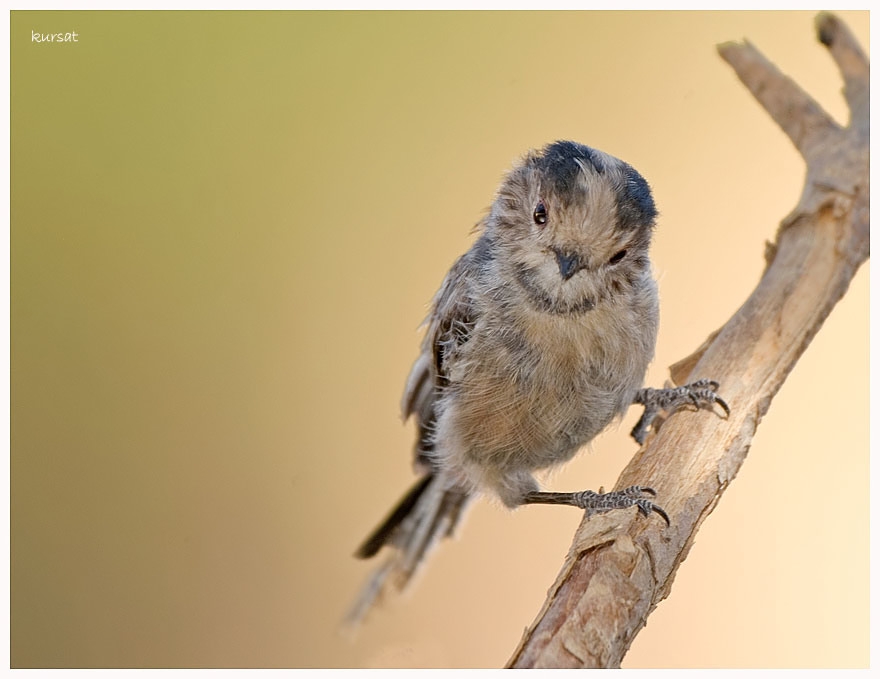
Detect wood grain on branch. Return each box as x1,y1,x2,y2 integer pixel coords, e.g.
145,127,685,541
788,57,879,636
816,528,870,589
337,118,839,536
507,13,869,669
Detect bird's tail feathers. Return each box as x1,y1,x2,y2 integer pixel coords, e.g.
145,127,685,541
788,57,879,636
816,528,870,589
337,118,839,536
346,474,471,626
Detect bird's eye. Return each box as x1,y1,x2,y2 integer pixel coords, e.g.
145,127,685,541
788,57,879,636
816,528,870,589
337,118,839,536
608,249,627,265
533,200,547,225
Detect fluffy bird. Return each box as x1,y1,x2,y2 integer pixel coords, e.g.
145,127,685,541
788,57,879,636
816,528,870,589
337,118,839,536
349,141,726,623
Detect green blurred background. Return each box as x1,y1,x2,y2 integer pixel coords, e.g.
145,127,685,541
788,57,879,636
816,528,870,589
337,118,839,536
10,10,868,668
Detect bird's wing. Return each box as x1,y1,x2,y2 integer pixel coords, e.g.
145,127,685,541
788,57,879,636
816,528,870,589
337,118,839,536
401,250,477,469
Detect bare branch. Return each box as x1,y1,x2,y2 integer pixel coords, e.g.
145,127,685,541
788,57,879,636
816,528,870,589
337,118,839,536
507,13,869,669
717,40,840,160
816,11,869,129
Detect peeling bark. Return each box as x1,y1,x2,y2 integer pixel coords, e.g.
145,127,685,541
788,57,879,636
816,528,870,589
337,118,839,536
507,13,869,669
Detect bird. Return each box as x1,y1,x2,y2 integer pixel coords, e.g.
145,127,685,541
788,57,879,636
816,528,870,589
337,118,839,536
347,140,727,624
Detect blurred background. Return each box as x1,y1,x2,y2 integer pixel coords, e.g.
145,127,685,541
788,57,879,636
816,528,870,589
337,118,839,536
10,10,868,669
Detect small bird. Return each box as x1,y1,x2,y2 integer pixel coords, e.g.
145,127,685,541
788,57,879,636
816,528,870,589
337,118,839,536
348,140,727,623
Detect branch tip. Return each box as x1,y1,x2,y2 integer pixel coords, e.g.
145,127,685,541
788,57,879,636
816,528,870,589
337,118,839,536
508,13,868,669
816,13,835,47
814,12,869,125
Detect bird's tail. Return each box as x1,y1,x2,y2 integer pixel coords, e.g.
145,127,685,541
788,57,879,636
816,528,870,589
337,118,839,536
346,473,472,626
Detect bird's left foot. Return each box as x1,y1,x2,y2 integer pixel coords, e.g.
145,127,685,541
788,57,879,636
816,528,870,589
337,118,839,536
631,378,730,445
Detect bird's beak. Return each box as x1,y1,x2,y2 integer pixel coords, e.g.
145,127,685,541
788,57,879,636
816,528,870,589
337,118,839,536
553,250,581,281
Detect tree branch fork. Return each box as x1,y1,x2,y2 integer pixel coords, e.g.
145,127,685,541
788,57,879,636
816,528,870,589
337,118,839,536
507,13,869,669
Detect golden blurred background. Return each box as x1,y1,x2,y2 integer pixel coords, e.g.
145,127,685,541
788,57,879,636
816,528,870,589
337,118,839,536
10,10,868,668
